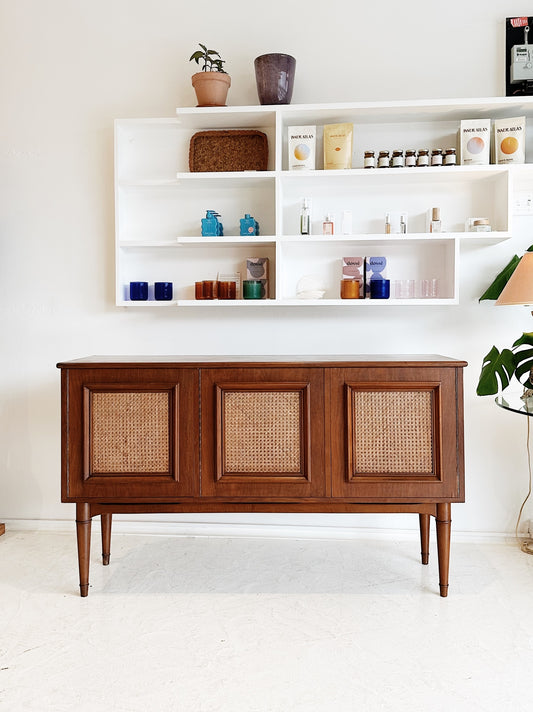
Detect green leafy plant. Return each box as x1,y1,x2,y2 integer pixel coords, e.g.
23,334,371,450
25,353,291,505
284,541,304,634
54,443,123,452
478,254,521,301
189,43,226,73
477,334,533,395
477,245,533,395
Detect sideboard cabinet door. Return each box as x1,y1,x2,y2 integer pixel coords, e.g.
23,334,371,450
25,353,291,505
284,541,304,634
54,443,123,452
201,368,326,498
329,366,464,501
61,368,199,500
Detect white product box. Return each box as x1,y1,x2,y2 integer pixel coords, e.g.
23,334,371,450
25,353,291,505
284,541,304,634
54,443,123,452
459,119,491,165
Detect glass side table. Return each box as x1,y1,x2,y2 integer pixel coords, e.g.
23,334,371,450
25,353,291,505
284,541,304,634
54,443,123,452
495,393,533,416
496,393,533,554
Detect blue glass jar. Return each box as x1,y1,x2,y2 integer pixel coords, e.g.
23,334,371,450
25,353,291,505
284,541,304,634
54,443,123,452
370,279,390,299
130,281,148,301
154,282,173,301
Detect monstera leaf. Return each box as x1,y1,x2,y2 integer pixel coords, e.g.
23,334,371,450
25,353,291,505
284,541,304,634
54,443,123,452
476,346,516,395
511,332,533,389
478,255,521,301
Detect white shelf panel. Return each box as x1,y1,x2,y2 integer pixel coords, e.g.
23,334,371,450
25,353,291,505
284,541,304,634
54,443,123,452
279,298,458,306
176,299,276,307
281,233,457,243
118,234,510,248
118,297,458,307
281,232,511,243
280,165,509,182
175,97,533,126
119,237,276,248
117,300,178,307
176,170,276,179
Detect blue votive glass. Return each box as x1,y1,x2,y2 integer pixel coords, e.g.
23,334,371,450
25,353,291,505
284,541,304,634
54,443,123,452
154,282,173,301
130,281,148,301
370,279,390,299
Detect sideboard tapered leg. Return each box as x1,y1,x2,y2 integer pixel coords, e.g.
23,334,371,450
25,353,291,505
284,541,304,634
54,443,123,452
76,503,92,597
101,513,112,565
419,513,430,565
435,503,451,597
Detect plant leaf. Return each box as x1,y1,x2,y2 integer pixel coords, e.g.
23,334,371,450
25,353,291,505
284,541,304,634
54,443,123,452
479,255,520,301
512,332,533,387
476,346,516,395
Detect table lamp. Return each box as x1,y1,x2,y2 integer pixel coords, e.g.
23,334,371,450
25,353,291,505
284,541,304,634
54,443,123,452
495,250,533,306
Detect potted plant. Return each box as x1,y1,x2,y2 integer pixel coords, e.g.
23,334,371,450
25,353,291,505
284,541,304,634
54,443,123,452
189,43,230,107
477,246,533,396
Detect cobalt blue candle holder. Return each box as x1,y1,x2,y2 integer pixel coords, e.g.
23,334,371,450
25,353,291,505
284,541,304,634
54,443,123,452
129,281,148,301
370,279,390,299
154,282,173,301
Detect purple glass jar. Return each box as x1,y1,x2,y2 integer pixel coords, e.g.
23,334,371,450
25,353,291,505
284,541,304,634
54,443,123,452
254,53,296,105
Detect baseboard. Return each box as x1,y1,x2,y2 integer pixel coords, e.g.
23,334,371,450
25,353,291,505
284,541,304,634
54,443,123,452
0,517,516,544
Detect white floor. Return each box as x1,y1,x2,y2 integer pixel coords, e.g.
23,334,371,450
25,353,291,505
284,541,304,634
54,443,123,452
1,528,533,711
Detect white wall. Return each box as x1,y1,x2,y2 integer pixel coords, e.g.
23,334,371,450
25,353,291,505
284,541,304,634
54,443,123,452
2,0,533,534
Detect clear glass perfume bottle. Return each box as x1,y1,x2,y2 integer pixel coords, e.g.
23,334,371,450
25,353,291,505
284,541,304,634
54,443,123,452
300,198,311,235
430,207,441,233
323,214,334,235
384,212,391,234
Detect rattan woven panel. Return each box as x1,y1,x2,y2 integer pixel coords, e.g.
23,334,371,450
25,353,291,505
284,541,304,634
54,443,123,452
351,390,433,474
223,391,302,473
91,392,169,473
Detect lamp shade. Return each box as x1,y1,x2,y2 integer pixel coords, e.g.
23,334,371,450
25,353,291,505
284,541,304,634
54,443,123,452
496,251,533,305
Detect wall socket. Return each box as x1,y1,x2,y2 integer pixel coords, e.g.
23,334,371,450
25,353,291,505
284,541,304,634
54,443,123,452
513,191,533,215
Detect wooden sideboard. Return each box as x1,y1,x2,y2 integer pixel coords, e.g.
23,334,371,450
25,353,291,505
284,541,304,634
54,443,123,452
57,355,466,597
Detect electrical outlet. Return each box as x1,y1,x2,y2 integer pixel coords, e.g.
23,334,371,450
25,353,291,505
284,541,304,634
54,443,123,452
513,191,533,215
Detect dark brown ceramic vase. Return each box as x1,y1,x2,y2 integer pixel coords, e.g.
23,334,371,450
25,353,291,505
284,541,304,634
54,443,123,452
254,53,296,105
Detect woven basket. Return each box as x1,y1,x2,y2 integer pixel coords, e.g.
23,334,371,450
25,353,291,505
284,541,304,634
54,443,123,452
189,130,268,172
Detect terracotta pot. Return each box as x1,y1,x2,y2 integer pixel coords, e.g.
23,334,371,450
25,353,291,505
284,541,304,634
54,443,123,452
191,72,231,107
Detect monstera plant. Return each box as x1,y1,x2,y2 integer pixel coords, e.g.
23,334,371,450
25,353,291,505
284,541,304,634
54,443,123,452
477,246,533,396
477,334,533,395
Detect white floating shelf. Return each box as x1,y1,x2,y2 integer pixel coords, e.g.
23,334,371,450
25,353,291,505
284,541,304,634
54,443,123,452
115,97,531,308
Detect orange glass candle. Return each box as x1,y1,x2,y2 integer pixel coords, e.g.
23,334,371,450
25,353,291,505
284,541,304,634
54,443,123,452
340,279,360,299
218,281,236,299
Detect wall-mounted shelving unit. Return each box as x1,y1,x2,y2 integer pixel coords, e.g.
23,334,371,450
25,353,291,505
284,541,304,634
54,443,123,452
114,96,533,307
